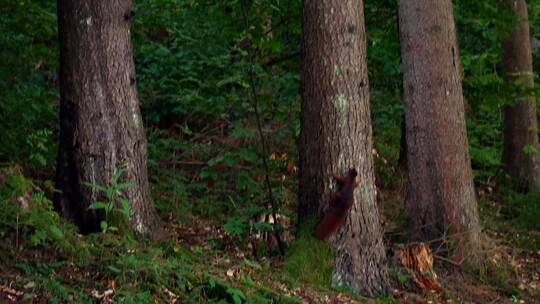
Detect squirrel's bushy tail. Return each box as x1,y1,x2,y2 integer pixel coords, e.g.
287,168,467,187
314,212,345,240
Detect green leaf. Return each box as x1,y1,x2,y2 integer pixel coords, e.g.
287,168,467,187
216,75,248,88
224,218,247,237
15,263,34,275
106,187,115,200
114,182,133,191
119,199,130,216
200,168,216,180
49,226,64,239
107,265,121,273
231,129,254,140
253,222,273,232
208,277,217,289
208,154,226,166
30,230,46,246
238,148,258,162
84,182,108,193
523,144,539,156
226,286,245,304
398,274,409,284
232,293,243,304
88,202,110,210
242,259,262,270
111,165,128,183
243,275,255,286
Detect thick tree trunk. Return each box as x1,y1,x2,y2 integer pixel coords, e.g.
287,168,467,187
55,0,165,240
501,0,540,191
398,0,481,261
299,0,388,297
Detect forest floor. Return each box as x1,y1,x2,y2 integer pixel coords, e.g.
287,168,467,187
1,183,539,303
1,128,540,303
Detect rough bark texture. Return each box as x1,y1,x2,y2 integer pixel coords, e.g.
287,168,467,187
299,0,389,297
398,113,407,170
55,0,165,240
398,0,481,260
501,0,540,191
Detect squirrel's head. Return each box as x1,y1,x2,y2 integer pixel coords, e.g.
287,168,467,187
348,168,358,177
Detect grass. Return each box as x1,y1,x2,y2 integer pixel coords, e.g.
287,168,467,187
283,217,334,288
506,191,540,231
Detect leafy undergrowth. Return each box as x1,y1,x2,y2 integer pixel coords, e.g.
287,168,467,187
0,115,538,303
1,128,540,304
0,130,364,304
0,208,322,302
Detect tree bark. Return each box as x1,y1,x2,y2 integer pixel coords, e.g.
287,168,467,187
398,113,407,170
299,0,389,297
55,0,165,240
501,0,540,191
398,0,481,261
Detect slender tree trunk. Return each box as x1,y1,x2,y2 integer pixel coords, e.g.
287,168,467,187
501,0,540,191
299,0,389,296
398,0,481,261
55,0,165,240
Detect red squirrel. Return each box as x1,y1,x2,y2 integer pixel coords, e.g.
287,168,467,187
314,168,359,240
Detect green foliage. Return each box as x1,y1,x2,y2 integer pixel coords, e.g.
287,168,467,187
387,267,411,286
37,277,80,303
0,166,82,256
224,217,249,238
24,192,65,247
506,191,540,230
467,116,502,183
104,244,190,290
134,0,301,240
283,217,334,287
473,259,519,297
26,129,55,168
0,0,58,166
224,205,272,242
0,167,32,202
86,165,133,233
204,276,247,304
132,0,300,127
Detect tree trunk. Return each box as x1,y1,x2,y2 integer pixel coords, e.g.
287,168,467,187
398,0,481,261
501,0,540,191
299,0,389,297
398,112,407,170
55,0,165,240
